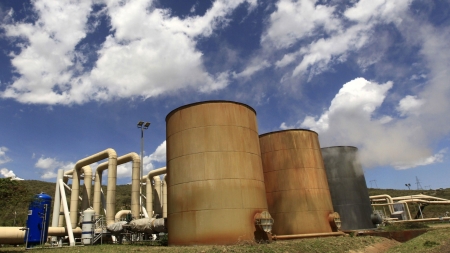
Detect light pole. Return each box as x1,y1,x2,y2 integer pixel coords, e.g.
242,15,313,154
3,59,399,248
405,183,411,190
137,121,150,218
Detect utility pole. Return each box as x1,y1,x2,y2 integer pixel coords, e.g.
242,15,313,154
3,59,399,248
416,176,423,190
370,180,378,188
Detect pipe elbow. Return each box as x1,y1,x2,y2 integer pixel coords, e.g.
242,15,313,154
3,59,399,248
147,167,167,178
105,148,117,159
82,165,93,176
128,152,140,162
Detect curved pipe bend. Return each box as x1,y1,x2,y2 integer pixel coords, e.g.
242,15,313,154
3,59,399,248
142,167,166,218
93,152,140,225
70,148,117,227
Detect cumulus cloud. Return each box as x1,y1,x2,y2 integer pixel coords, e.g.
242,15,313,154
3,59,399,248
260,0,413,80
397,95,425,116
35,156,74,179
143,141,166,173
280,76,448,169
1,168,16,178
394,148,447,170
261,0,339,49
0,146,12,165
0,0,254,104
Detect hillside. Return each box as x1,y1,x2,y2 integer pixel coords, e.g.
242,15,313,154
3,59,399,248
0,178,141,227
1,178,449,228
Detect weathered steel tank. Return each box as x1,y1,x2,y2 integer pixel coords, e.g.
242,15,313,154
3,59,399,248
166,101,270,245
260,129,337,235
321,146,375,230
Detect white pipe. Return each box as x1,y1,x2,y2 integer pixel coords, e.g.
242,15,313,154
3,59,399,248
70,149,117,228
59,179,75,246
142,206,149,218
163,174,167,218
144,167,166,218
370,194,394,214
153,175,162,216
115,210,131,222
81,166,93,211
101,188,106,215
93,152,140,225
59,172,71,226
51,170,64,228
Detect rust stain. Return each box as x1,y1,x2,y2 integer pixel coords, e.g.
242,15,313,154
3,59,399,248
260,130,335,235
166,101,269,246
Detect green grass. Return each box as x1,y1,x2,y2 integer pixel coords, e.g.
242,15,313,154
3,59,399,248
386,227,450,253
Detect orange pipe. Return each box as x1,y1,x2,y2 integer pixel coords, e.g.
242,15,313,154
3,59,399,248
272,232,346,240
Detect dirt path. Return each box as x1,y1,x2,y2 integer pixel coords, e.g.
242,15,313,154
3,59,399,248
348,239,400,253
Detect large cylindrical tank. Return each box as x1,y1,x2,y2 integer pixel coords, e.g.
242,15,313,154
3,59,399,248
260,130,336,235
25,193,52,248
166,101,269,245
321,146,375,230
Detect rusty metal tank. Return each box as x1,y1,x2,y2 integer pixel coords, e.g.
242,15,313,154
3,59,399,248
259,129,336,235
321,146,375,230
166,101,269,245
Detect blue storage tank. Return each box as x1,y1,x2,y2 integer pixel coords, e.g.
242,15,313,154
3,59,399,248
25,193,52,248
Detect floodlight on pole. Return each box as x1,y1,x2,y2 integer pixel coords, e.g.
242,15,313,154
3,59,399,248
137,121,151,216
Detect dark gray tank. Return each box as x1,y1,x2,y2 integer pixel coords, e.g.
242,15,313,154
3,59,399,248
321,146,375,230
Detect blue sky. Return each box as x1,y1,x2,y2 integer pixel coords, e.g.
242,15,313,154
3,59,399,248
0,0,449,189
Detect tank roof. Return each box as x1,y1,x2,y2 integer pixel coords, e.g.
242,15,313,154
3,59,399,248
259,128,318,137
321,146,358,150
165,100,256,122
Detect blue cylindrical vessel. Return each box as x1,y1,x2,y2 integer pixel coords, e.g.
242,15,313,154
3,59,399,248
25,193,52,248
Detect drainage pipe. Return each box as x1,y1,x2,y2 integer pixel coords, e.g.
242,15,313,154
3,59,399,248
93,152,140,224
272,232,346,240
70,149,117,228
143,167,166,218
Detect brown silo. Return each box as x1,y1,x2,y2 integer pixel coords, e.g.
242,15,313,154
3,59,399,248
166,101,270,245
260,129,337,235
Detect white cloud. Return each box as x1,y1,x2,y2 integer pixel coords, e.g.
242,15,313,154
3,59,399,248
300,78,392,132
35,156,74,179
0,146,12,165
1,168,16,178
287,77,439,168
1,0,253,104
233,60,271,79
260,0,413,81
394,149,447,170
397,95,425,116
143,141,166,173
262,0,339,49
